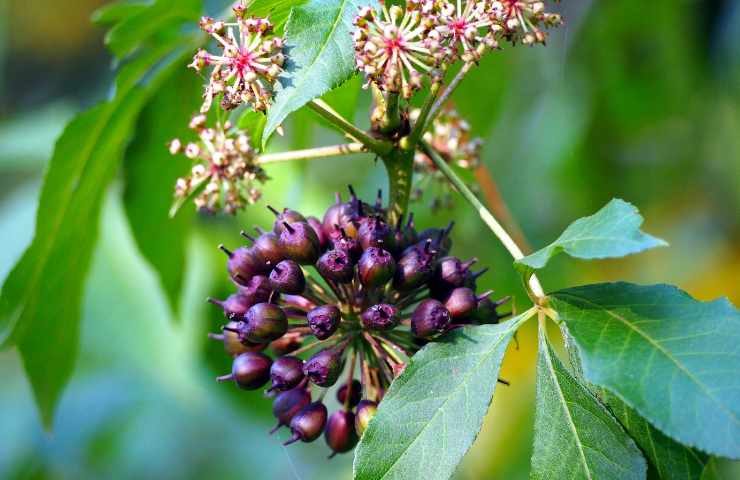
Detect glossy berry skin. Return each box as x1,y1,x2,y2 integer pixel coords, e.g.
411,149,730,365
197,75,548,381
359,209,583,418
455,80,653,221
237,275,272,305
411,299,451,338
336,379,362,408
331,231,363,261
432,256,476,293
393,245,436,291
316,249,355,283
223,352,272,390
357,217,395,251
225,246,265,284
252,232,285,268
244,302,288,343
286,402,328,444
358,247,396,288
355,400,378,436
270,356,305,392
271,207,306,234
417,227,452,256
303,348,344,387
209,293,252,319
325,410,358,455
213,320,266,356
279,221,321,265
307,216,329,249
271,387,311,432
443,287,477,319
306,304,341,340
361,304,398,331
269,260,306,294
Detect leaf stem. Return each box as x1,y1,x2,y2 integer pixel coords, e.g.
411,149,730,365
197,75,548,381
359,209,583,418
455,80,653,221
427,59,475,122
401,81,441,150
308,99,392,156
420,140,546,302
258,143,366,164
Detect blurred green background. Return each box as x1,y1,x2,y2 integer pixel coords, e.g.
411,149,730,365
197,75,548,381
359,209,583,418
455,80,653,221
1,0,739,478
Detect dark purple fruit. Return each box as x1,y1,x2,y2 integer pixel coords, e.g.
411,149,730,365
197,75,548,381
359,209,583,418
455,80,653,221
244,302,288,343
316,249,355,283
432,256,477,292
336,379,362,408
271,387,311,433
325,410,358,455
411,299,451,338
443,287,478,319
307,216,329,249
471,295,510,325
393,213,418,252
307,304,341,340
250,231,285,267
268,206,306,234
279,221,320,265
417,222,453,255
303,348,344,387
236,274,273,305
355,400,378,436
217,351,272,390
208,294,252,319
358,247,396,288
330,227,363,261
361,304,398,331
209,320,266,356
269,260,305,294
220,245,265,284
270,355,305,391
270,331,303,355
285,402,328,445
357,216,395,251
393,240,437,291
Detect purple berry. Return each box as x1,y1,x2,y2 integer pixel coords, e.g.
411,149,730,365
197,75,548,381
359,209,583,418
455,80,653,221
442,287,477,319
279,221,320,265
316,249,355,283
357,216,395,251
244,302,288,343
268,206,306,234
285,402,328,445
303,348,344,387
271,387,311,433
361,304,398,331
218,351,272,390
236,274,273,305
307,216,329,249
270,355,305,391
411,299,451,338
208,293,252,319
358,247,396,288
307,304,341,340
325,410,358,455
336,379,362,408
220,245,265,284
269,260,306,294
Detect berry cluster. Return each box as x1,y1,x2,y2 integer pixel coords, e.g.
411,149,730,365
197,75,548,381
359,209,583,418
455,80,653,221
208,188,510,455
169,116,267,215
190,3,285,113
353,0,562,97
411,104,482,210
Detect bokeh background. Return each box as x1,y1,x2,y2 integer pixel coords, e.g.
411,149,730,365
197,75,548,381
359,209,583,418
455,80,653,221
1,0,739,478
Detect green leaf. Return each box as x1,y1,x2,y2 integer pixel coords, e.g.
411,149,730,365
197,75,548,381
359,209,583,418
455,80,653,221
0,40,191,428
123,68,200,318
699,458,726,480
92,1,148,26
353,311,532,480
104,0,201,59
532,326,646,480
550,282,740,459
263,0,376,145
238,110,268,149
515,199,667,276
599,389,708,480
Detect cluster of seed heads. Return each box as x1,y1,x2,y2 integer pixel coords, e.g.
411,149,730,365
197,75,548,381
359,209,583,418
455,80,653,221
207,187,511,455
169,115,267,215
190,2,285,113
411,105,482,210
353,0,562,98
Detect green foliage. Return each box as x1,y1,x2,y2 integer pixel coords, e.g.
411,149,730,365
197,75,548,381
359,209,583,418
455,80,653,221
263,0,377,145
516,199,667,277
599,389,709,479
123,69,201,317
550,283,740,459
353,311,531,479
532,326,646,480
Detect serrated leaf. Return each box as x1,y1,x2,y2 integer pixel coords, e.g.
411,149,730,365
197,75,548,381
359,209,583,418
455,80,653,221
532,326,646,480
550,282,740,459
123,69,200,318
104,0,201,59
599,389,708,480
515,199,666,276
353,311,532,480
263,0,376,145
0,39,191,428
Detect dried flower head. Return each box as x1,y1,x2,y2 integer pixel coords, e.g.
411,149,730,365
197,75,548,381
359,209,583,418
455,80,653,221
491,1,563,45
411,105,482,209
208,188,510,455
169,115,267,215
189,2,285,113
353,4,443,98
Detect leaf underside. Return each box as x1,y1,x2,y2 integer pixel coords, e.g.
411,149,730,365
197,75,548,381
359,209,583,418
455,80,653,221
353,314,528,480
551,282,740,459
515,198,667,276
531,326,646,480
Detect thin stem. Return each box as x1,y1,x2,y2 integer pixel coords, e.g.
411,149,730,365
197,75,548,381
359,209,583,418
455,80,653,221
402,81,441,150
420,140,546,301
428,61,474,122
258,143,366,164
382,148,415,225
308,99,392,156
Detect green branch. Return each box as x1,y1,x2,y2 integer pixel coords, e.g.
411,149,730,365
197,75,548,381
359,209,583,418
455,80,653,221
308,99,392,156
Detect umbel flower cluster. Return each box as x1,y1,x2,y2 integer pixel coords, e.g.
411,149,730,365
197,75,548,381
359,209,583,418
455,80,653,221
207,188,510,455
353,0,562,98
411,105,482,209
